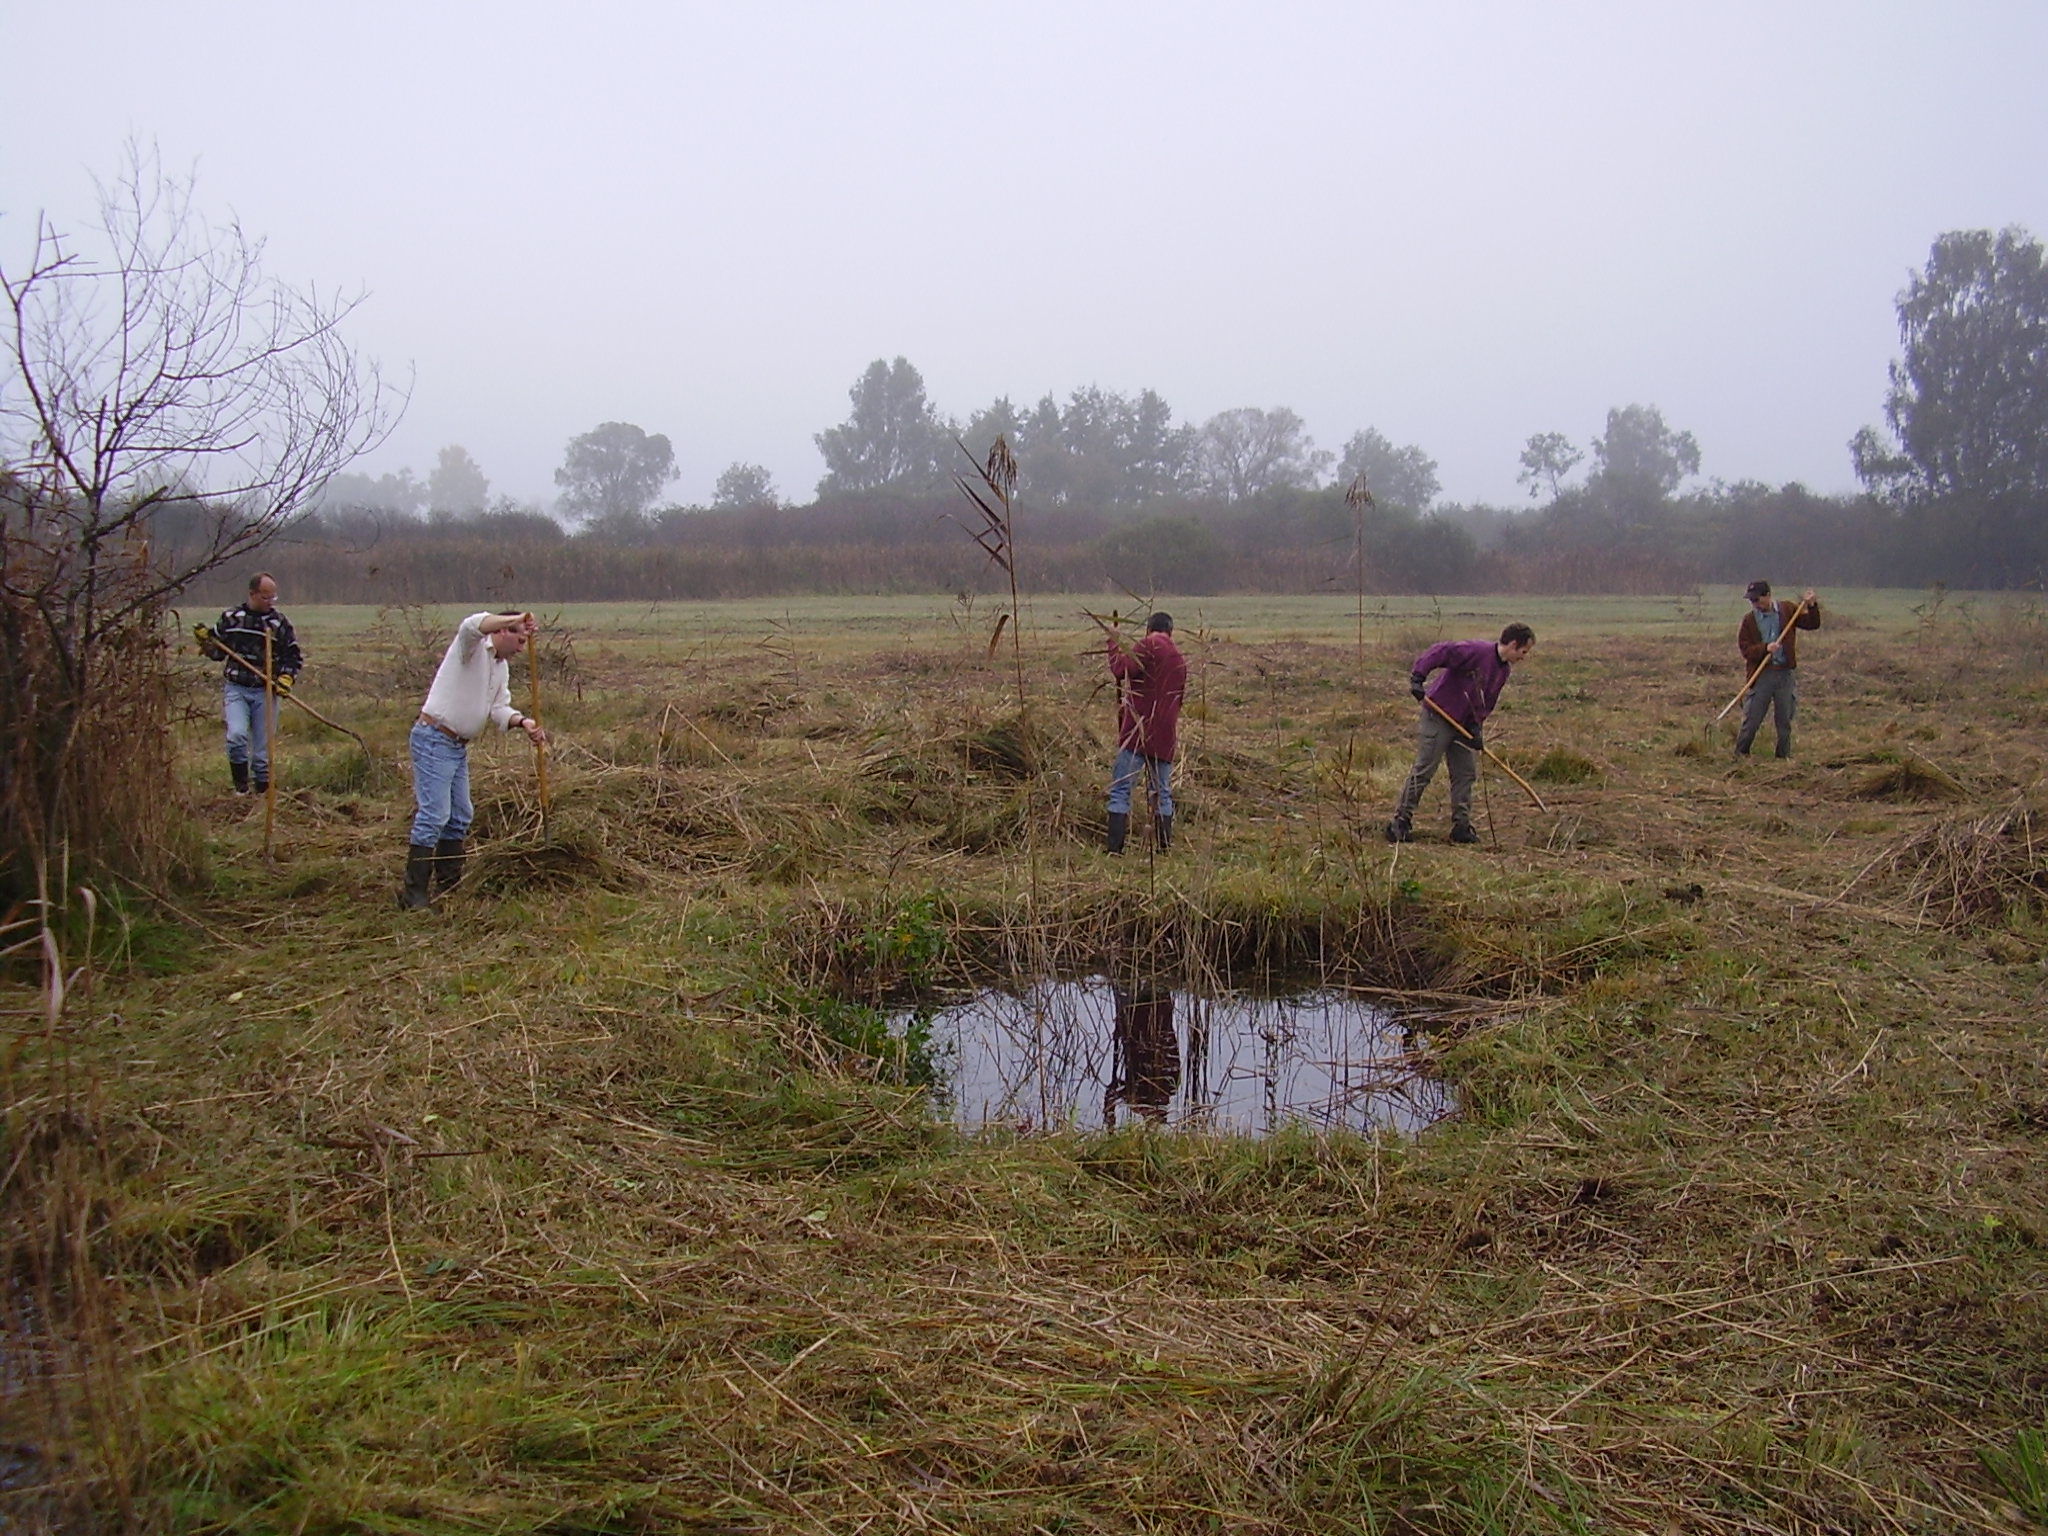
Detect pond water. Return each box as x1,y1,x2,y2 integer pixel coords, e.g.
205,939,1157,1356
893,976,1453,1136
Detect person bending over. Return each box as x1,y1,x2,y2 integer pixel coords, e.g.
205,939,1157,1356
401,611,548,909
1386,622,1534,845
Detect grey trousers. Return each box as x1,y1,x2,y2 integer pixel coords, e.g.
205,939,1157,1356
1735,667,1798,757
1391,710,1478,830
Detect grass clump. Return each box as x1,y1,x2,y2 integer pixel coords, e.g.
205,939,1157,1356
1982,1424,2048,1523
1525,745,1602,784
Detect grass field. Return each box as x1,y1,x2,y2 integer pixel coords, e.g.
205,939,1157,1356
7,583,2048,1533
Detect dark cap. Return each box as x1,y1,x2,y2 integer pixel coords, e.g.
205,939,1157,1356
1146,611,1173,633
1744,580,1771,600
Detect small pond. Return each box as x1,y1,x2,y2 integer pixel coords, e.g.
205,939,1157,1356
892,976,1453,1136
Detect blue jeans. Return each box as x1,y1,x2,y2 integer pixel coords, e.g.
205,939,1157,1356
1107,749,1173,817
223,681,273,778
409,721,474,847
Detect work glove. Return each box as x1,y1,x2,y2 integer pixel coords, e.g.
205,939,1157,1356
1409,672,1428,701
1462,727,1484,754
275,673,294,694
192,622,217,652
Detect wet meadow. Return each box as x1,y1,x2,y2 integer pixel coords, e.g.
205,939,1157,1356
6,586,2048,1533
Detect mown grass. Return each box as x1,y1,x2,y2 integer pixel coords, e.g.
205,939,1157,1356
5,586,2047,1532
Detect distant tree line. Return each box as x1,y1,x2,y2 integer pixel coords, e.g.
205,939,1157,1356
188,471,1911,608
259,224,2048,605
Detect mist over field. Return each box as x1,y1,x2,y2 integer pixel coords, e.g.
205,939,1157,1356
7,2,2047,534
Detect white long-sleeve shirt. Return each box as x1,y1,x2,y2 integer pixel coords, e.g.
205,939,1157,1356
419,613,519,741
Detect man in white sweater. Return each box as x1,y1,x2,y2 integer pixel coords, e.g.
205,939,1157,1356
402,611,549,910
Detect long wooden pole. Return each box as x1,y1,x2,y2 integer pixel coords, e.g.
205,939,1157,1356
262,628,278,856
1716,594,1813,722
195,631,368,751
526,635,551,831
1422,694,1548,811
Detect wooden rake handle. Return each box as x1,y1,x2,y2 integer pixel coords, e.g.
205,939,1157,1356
527,639,551,823
1422,694,1548,812
1715,595,1813,722
194,631,369,750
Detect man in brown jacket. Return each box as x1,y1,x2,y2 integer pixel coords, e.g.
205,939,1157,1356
1735,580,1821,759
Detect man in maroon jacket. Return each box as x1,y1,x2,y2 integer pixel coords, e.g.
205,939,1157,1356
1105,611,1188,854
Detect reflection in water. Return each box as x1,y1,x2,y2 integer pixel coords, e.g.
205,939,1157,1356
895,977,1452,1136
1105,985,1180,1125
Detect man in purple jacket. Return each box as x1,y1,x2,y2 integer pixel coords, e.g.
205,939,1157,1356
1386,622,1535,844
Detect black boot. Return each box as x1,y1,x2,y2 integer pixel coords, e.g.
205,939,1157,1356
399,843,436,910
1450,824,1480,845
1106,812,1129,855
1385,819,1412,843
230,761,250,795
1155,814,1173,853
433,838,467,892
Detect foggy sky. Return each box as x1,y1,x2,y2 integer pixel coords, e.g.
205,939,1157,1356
5,1,2045,515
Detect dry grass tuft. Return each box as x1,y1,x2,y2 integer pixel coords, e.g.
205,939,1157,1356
1846,749,1969,802
469,835,621,891
951,715,1037,780
2,536,185,901
1870,795,2047,926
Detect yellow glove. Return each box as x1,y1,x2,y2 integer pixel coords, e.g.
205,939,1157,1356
192,622,217,652
275,673,294,694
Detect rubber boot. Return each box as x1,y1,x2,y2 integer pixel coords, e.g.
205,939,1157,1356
399,843,436,910
1106,812,1129,855
1450,823,1480,845
230,761,250,795
1155,814,1173,853
433,838,467,892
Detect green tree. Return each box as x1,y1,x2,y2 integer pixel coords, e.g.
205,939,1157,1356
1094,514,1225,594
1516,431,1583,501
1852,226,2048,584
712,462,779,511
554,421,677,524
1194,406,1331,502
814,357,951,496
964,396,1028,457
427,444,490,516
319,467,424,516
1006,386,1195,509
1334,428,1440,510
1589,404,1700,503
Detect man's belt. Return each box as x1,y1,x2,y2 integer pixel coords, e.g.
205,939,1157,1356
418,712,468,743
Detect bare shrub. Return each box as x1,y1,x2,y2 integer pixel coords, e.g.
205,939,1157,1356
2,143,400,899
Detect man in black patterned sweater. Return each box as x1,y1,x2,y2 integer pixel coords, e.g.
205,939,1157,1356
210,573,302,795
